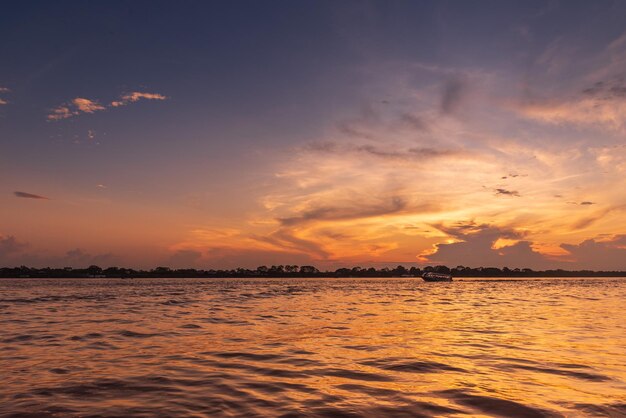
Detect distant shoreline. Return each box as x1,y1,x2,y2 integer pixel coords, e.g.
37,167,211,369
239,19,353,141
1,265,625,279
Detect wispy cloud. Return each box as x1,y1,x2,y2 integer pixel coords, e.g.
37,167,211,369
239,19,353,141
440,77,466,115
0,86,10,105
278,196,408,227
110,92,167,107
494,188,520,197
47,97,106,120
47,91,167,121
14,191,50,200
514,75,626,132
47,105,74,120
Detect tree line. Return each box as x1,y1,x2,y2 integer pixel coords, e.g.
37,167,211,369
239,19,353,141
1,264,624,278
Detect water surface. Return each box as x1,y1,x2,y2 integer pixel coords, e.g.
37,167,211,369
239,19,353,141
1,277,625,417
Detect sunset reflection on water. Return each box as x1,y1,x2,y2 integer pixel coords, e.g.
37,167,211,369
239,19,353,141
1,278,625,417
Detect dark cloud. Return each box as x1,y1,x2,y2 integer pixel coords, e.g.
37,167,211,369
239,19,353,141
399,113,429,131
355,144,466,161
14,191,50,200
440,77,466,114
560,235,626,270
336,122,376,140
320,230,353,240
278,196,408,226
168,249,202,268
582,77,626,100
306,141,337,152
495,188,520,197
254,229,331,259
408,147,461,158
579,201,595,205
63,248,114,267
502,173,526,179
0,235,28,256
433,221,524,240
571,206,622,230
423,223,551,269
356,145,406,159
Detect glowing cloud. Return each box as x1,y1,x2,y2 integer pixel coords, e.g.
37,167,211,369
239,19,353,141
73,98,105,113
47,91,167,120
47,105,74,120
0,86,9,105
47,98,105,120
110,92,168,107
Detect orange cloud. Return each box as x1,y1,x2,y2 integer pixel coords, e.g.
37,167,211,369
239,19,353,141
47,91,167,120
110,91,167,107
47,105,74,120
1,86,10,105
47,98,105,120
73,97,105,113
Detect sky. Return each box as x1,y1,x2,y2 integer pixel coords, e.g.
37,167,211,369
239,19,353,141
1,0,626,270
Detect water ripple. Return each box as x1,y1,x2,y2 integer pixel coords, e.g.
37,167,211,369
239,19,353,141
0,277,624,417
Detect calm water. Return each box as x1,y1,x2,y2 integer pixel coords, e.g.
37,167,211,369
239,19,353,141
1,278,625,417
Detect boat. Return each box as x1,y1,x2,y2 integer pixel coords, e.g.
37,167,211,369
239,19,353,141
422,272,453,282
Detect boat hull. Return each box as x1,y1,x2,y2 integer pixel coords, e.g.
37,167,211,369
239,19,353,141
422,273,453,282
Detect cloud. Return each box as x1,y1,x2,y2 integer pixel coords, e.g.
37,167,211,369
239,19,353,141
399,113,429,131
570,206,624,230
110,91,167,107
582,77,626,100
0,86,10,105
14,191,50,200
73,98,105,113
47,105,74,120
47,97,106,120
494,188,520,197
440,77,466,114
278,196,408,226
310,142,472,163
251,229,331,259
168,249,202,268
48,91,167,121
0,235,28,257
62,248,115,267
515,77,626,131
420,223,553,269
560,235,626,270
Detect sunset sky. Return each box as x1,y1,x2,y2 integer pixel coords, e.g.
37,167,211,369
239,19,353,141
1,1,626,270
